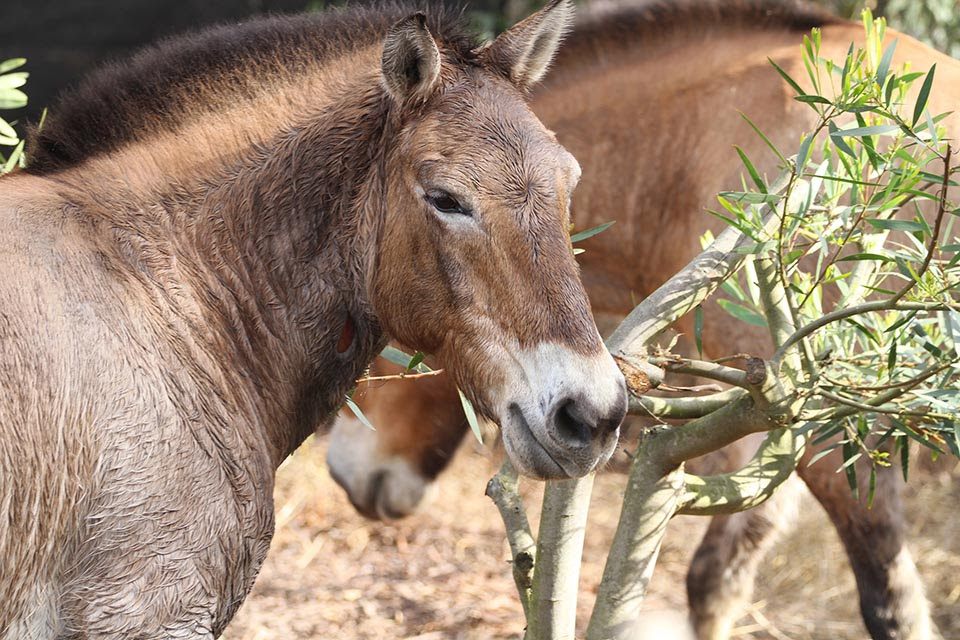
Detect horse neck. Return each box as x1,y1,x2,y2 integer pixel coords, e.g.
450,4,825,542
74,75,391,465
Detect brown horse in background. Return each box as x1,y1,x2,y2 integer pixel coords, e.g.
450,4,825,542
0,2,632,637
327,1,960,638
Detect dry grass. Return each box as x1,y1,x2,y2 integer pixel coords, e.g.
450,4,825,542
222,436,960,640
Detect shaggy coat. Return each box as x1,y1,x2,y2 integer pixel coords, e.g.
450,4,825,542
0,2,628,636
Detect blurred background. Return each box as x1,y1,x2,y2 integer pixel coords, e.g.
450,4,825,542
2,0,959,126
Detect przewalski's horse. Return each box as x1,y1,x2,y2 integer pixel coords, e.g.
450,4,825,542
327,1,960,638
0,2,628,637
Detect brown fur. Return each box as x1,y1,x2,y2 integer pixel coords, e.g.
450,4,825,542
331,1,960,638
0,3,626,637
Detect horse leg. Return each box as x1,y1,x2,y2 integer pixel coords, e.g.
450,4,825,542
685,476,802,640
798,447,935,640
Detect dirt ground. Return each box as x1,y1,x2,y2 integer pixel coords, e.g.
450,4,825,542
222,434,960,640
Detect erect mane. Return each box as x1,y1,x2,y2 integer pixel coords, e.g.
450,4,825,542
25,3,480,176
557,0,837,65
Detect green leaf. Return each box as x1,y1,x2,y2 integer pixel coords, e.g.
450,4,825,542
887,339,897,379
0,59,26,75
717,299,767,327
768,57,806,96
833,124,901,137
0,117,16,140
380,345,415,369
407,351,427,372
797,133,814,171
734,146,766,193
794,95,831,105
694,305,704,358
867,466,876,509
717,191,780,205
836,252,895,263
344,396,375,431
828,121,856,158
570,221,615,244
842,439,859,500
912,64,936,126
900,436,910,482
458,388,483,444
1,140,23,174
865,219,925,232
739,111,788,165
875,39,897,86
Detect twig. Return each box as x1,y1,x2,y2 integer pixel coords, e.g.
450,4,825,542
656,383,725,393
814,388,954,421
818,359,956,392
629,388,746,419
355,369,445,384
773,301,958,366
649,356,750,389
891,143,951,303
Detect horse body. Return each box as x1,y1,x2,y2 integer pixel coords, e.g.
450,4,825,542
328,3,960,639
0,4,629,636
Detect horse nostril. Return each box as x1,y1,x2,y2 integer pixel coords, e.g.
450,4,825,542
553,398,592,446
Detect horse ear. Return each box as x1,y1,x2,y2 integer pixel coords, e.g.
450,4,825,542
381,13,442,102
481,0,573,90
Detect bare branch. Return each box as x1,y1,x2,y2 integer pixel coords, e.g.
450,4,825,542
677,427,804,516
355,369,445,384
605,171,794,359
629,388,746,419
485,460,536,618
584,443,685,640
656,392,795,469
649,356,750,389
526,476,595,640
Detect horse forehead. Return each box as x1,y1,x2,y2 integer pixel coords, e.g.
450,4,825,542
429,78,559,158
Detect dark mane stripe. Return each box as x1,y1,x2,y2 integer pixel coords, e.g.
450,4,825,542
557,0,836,67
26,4,479,175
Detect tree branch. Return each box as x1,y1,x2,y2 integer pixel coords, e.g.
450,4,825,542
677,427,805,516
629,387,746,419
584,441,685,640
606,170,794,359
648,356,750,389
525,476,595,640
891,143,951,303
485,460,536,618
773,301,959,366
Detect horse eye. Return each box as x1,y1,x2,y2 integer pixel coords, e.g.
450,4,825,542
426,191,470,216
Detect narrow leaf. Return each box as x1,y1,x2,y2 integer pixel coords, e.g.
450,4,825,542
834,124,901,137
768,57,806,96
734,146,766,192
570,221,615,244
717,299,767,327
912,64,936,126
458,388,483,444
344,396,375,431
875,39,897,86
